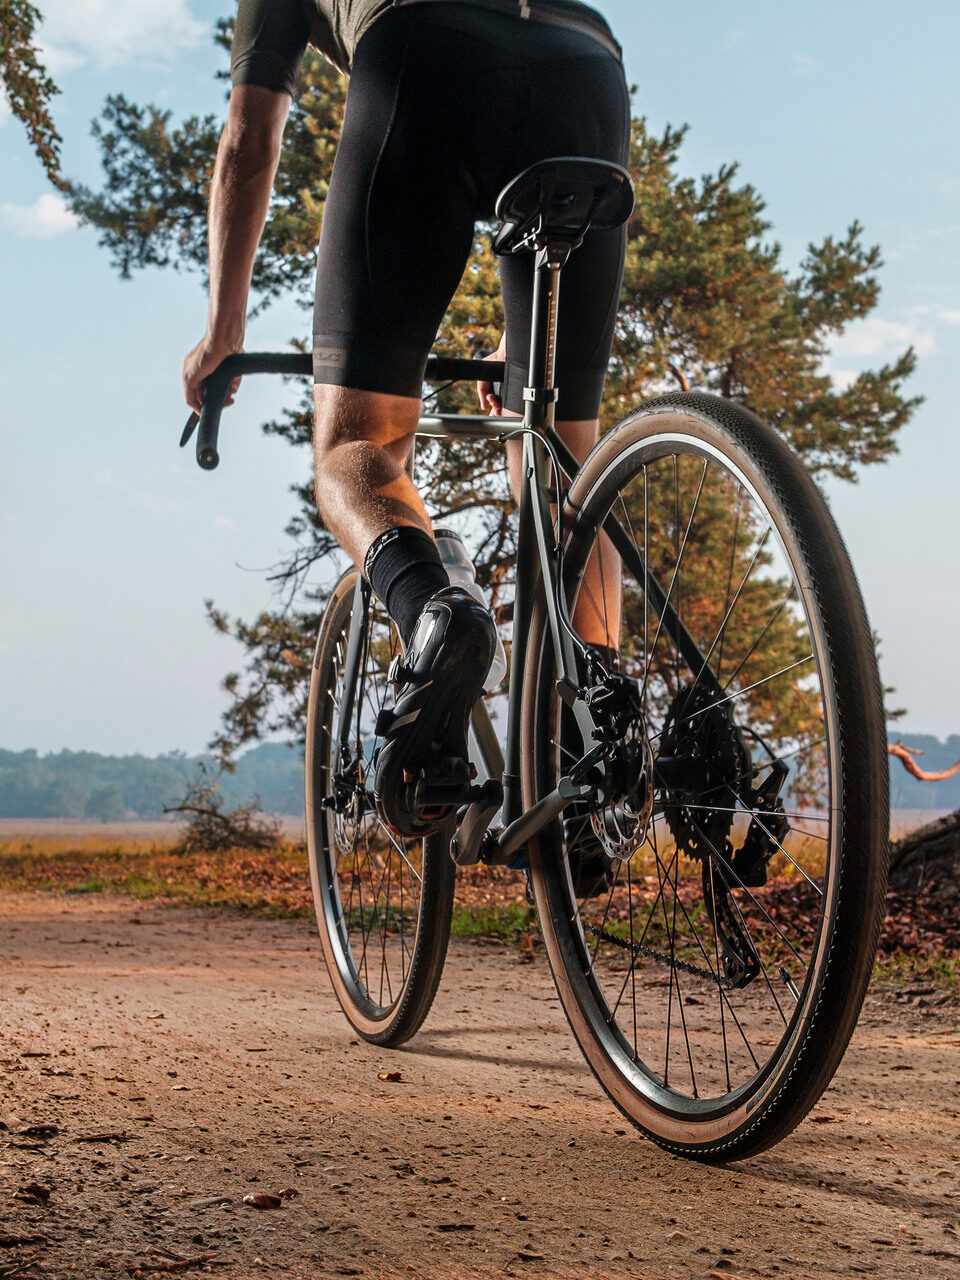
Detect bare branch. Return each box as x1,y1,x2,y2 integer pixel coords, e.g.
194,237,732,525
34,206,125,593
888,740,960,782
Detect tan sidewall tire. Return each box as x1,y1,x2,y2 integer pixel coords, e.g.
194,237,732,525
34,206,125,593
521,396,888,1159
305,569,455,1046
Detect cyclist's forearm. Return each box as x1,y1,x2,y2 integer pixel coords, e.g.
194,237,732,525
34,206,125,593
205,88,289,349
205,138,279,348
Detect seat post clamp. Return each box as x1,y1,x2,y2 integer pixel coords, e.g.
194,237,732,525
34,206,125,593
523,386,559,404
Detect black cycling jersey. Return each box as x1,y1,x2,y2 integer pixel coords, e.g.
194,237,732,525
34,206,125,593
231,0,619,83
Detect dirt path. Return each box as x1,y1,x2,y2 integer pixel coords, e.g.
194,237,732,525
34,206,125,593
1,893,958,1280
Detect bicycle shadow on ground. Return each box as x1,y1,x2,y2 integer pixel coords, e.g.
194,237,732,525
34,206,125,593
749,1156,959,1220
400,1025,592,1076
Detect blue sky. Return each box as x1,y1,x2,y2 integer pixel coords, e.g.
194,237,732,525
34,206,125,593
1,0,958,756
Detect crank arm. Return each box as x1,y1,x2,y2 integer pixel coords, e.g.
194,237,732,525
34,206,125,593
493,773,592,863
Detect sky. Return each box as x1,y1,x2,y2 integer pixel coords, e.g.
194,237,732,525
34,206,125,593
1,0,958,757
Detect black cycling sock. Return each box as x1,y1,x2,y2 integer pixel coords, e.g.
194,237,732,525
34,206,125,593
364,525,449,649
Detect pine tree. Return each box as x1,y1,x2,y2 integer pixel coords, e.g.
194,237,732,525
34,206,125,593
67,28,920,762
0,0,64,188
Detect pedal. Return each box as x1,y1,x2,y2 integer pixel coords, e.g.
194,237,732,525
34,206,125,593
449,779,504,867
411,756,472,816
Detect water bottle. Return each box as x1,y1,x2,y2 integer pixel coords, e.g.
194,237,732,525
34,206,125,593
434,529,508,691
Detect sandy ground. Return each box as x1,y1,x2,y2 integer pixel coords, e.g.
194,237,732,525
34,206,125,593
1,893,958,1280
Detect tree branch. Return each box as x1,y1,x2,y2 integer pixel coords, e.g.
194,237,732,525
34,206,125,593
887,741,960,782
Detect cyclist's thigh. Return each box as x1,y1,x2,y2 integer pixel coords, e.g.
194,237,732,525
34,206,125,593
499,38,630,420
312,10,489,398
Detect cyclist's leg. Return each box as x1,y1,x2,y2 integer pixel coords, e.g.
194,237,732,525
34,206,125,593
309,9,510,833
312,384,429,563
497,35,631,653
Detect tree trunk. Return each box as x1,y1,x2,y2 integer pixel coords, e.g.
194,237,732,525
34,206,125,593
888,808,960,892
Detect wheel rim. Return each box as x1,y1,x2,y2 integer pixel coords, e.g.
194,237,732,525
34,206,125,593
310,591,428,1022
537,422,839,1121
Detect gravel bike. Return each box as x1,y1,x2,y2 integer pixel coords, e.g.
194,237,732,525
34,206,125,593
182,157,889,1161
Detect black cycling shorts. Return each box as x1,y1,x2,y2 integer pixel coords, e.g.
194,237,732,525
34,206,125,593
312,1,630,419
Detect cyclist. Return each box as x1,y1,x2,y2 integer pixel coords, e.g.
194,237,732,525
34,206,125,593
182,0,629,881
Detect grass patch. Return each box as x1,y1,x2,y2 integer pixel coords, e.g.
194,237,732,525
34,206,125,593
3,836,958,985
451,900,537,942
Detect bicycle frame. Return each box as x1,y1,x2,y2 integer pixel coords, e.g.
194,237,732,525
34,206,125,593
183,251,725,858
334,241,723,859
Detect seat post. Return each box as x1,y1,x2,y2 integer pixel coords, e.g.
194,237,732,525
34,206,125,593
523,241,570,435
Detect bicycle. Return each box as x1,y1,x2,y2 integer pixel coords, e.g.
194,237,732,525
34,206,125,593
181,156,889,1161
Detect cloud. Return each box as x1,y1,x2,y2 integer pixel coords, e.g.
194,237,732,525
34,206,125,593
830,315,937,363
38,0,206,70
823,307,960,387
0,193,79,239
93,470,183,517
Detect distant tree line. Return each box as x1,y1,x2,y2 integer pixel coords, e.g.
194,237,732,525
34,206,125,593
0,744,304,820
0,735,955,819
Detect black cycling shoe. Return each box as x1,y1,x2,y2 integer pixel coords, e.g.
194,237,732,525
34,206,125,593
373,586,497,838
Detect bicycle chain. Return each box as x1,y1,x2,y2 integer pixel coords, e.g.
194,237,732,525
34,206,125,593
582,921,727,986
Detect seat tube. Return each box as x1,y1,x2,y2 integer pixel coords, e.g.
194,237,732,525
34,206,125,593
502,242,572,825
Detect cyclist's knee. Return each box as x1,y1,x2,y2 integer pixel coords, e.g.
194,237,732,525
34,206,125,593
312,383,420,462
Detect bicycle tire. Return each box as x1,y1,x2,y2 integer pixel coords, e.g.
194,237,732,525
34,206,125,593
522,392,888,1160
305,567,456,1046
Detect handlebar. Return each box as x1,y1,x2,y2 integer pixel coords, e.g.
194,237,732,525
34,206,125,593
180,352,506,470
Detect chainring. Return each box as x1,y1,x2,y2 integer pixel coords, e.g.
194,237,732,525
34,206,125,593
659,682,749,861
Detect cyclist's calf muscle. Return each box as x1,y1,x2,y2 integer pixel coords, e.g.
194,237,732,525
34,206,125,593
312,383,436,568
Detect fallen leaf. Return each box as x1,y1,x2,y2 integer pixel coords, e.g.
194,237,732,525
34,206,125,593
243,1193,283,1210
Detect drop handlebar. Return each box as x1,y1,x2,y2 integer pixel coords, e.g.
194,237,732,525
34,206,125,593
179,352,506,470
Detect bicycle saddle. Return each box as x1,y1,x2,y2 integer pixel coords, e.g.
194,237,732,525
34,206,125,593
493,156,634,255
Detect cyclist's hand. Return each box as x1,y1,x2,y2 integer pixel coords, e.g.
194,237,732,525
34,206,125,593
182,335,243,414
477,337,506,416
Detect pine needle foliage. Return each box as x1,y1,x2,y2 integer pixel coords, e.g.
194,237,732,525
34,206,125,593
0,0,64,188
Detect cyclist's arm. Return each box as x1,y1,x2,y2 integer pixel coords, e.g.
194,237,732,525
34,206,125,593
182,85,290,411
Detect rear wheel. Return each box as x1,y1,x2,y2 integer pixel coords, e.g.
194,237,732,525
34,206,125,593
523,393,888,1159
306,569,455,1046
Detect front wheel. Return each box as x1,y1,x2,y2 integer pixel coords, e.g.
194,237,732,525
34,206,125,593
305,568,455,1046
522,393,888,1160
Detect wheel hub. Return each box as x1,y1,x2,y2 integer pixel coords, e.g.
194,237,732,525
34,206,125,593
657,682,748,861
581,672,655,862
